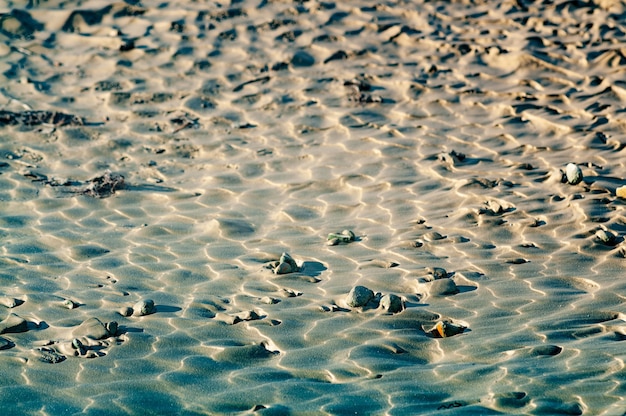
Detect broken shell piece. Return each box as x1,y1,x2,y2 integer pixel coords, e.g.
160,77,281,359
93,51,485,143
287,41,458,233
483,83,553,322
428,320,467,338
595,229,616,245
616,186,626,198
133,299,156,316
62,299,78,309
380,294,404,313
565,163,583,185
346,285,374,308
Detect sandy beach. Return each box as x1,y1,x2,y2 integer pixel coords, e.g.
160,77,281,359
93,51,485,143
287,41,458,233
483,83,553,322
1,0,626,414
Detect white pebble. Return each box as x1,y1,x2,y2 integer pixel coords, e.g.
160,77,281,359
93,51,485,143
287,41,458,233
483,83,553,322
565,163,583,185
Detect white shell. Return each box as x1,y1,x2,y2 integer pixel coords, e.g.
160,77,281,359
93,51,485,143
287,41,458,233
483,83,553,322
565,163,583,185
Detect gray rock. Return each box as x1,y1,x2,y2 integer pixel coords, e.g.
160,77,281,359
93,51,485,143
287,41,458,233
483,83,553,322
119,306,133,317
106,321,118,336
72,317,112,340
279,252,298,270
291,50,315,67
346,286,374,307
273,252,299,274
428,279,460,296
133,299,156,316
0,313,28,334
380,294,404,313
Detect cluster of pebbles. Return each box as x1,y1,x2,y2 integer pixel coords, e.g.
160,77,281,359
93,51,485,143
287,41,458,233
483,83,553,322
0,296,157,363
264,232,469,338
344,285,405,314
266,252,301,275
2,223,476,365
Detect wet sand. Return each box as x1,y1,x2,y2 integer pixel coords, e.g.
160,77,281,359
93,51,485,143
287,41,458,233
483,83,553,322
1,0,626,414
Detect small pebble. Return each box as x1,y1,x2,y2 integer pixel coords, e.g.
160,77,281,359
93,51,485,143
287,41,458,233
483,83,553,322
274,261,294,275
260,296,279,305
280,252,298,269
239,310,261,321
346,285,374,308
565,163,583,185
379,294,404,313
133,299,156,316
105,321,118,336
273,252,299,274
616,185,626,198
62,299,78,310
72,317,110,340
119,306,133,317
429,267,448,280
596,229,616,245
428,279,460,296
429,320,467,338
424,231,446,241
327,229,356,245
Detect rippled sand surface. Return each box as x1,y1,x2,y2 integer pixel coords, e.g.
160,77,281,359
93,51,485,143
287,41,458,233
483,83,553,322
1,0,626,414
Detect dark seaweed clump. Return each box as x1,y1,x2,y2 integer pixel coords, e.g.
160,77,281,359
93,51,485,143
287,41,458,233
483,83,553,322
0,110,84,127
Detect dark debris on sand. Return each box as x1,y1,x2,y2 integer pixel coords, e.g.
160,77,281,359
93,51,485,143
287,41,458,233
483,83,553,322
0,110,84,127
26,170,125,198
81,171,126,198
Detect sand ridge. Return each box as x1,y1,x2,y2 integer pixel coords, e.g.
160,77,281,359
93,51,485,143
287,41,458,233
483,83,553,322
1,0,626,414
